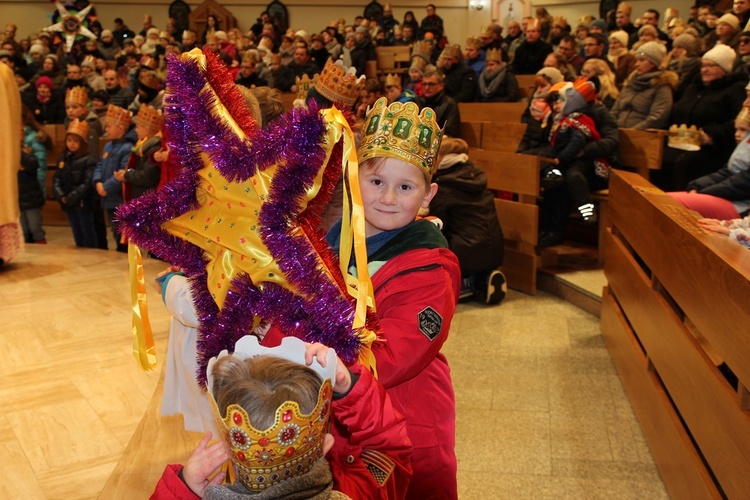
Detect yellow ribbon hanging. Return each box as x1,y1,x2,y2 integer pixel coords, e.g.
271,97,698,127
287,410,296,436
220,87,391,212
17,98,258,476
128,242,157,370
321,108,379,375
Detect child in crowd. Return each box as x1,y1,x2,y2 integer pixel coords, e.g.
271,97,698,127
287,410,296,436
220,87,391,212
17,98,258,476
669,107,750,220
114,105,164,201
262,97,461,499
404,65,424,97
151,337,412,499
93,104,135,252
18,139,46,244
52,119,98,248
429,137,506,304
64,86,103,157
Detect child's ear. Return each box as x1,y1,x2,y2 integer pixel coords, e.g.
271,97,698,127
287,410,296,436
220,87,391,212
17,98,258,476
421,182,438,208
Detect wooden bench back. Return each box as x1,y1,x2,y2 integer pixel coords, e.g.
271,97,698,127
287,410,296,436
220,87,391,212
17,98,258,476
480,122,526,152
617,128,668,176
458,102,527,124
43,123,68,168
279,92,297,111
375,46,411,75
515,74,537,101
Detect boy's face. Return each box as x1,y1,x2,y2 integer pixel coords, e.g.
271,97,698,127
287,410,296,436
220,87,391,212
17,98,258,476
135,123,149,140
66,102,87,119
66,134,81,152
735,120,750,143
92,98,107,111
106,122,125,139
359,158,437,238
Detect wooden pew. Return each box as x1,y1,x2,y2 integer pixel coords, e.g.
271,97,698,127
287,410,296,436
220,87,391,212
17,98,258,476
480,122,527,152
375,46,411,77
279,92,297,111
515,74,537,102
458,102,527,124
470,148,542,294
602,170,750,499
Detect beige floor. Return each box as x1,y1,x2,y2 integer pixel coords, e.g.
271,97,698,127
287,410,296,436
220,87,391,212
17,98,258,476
1,226,668,499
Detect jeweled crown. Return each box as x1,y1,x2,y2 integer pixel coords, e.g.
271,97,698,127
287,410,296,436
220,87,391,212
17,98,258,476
668,124,702,151
65,86,88,106
357,96,443,179
105,104,132,129
206,336,337,492
295,73,318,101
314,59,365,107
133,104,164,135
66,118,88,140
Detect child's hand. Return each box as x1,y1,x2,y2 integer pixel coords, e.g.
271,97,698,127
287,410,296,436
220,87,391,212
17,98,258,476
304,342,352,394
113,169,126,182
182,431,229,497
96,182,107,197
153,147,169,163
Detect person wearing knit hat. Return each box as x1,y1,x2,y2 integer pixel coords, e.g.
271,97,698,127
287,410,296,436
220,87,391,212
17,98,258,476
406,64,424,96
716,13,742,49
672,33,701,57
666,33,702,91
608,30,636,88
652,37,748,191
52,118,99,248
535,66,564,88
611,41,677,129
589,19,608,36
30,74,64,124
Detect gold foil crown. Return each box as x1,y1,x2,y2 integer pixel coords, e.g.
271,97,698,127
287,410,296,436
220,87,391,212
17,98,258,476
206,337,336,492
384,73,401,88
357,97,444,179
133,105,164,135
485,48,502,63
314,59,365,107
441,44,461,60
105,104,132,129
65,86,88,106
737,106,750,125
411,40,434,69
668,124,702,151
295,73,318,101
465,36,482,49
66,118,89,140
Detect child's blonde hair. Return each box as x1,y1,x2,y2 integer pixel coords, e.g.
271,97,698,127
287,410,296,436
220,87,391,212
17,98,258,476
210,355,321,429
361,156,432,185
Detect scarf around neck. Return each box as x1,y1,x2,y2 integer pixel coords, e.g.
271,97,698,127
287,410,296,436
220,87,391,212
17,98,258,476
479,64,507,98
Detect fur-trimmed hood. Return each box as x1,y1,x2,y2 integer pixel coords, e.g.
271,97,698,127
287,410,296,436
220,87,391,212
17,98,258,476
624,69,679,91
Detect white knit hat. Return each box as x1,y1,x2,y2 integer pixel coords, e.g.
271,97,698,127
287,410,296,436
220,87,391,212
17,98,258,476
717,13,740,32
703,44,737,74
634,41,666,68
609,30,629,48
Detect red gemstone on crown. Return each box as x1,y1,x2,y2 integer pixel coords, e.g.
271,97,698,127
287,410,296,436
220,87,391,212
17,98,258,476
282,410,292,422
259,437,270,446
233,412,242,425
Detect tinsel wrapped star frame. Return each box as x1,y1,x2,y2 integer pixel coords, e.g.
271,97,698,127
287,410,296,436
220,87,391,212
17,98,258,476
117,49,379,384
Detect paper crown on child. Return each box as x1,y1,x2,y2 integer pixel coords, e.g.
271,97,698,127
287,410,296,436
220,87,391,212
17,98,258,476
105,104,132,129
668,124,702,151
410,40,434,69
295,73,318,101
313,59,365,107
485,48,502,63
384,73,401,88
440,44,462,60
65,86,89,106
357,96,443,179
66,118,89,140
737,106,750,125
133,104,164,135
206,336,337,492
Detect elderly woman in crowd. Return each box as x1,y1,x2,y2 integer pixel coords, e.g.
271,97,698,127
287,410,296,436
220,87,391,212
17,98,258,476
666,32,703,98
653,44,749,191
607,30,635,88
611,42,678,129
580,58,619,108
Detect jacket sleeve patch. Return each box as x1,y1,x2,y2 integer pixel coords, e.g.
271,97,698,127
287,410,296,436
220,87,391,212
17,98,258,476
360,449,396,486
418,306,443,341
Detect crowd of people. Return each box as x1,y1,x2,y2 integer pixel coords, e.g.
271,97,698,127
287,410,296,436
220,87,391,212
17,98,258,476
2,1,750,496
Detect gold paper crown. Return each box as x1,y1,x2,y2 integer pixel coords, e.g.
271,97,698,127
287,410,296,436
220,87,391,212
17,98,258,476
65,86,88,106
737,106,750,125
668,124,702,151
466,37,482,49
66,118,89,140
313,59,365,107
441,44,461,60
485,48,502,63
357,97,444,179
105,104,132,129
295,73,318,101
384,73,401,88
133,104,164,135
206,337,336,492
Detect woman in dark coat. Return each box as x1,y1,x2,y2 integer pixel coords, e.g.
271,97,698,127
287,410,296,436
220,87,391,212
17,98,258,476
653,44,749,191
476,48,518,102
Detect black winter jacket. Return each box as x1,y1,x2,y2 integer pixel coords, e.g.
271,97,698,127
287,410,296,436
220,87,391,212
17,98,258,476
53,151,97,212
19,152,45,211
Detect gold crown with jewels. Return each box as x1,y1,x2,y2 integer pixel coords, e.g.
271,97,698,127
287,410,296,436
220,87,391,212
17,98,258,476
357,97,443,179
295,73,318,101
65,86,88,106
668,124,702,151
206,336,336,492
314,59,365,106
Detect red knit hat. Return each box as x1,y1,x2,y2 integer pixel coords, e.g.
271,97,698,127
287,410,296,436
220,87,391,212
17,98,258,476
36,75,53,90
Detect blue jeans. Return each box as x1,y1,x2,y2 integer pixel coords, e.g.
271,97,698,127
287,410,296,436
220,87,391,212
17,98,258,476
20,208,45,242
67,211,98,248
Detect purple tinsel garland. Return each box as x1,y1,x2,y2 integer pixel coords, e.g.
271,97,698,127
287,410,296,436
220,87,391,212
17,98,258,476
117,50,370,384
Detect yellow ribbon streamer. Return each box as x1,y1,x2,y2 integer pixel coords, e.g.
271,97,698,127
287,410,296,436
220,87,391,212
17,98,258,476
128,242,157,370
321,108,379,376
